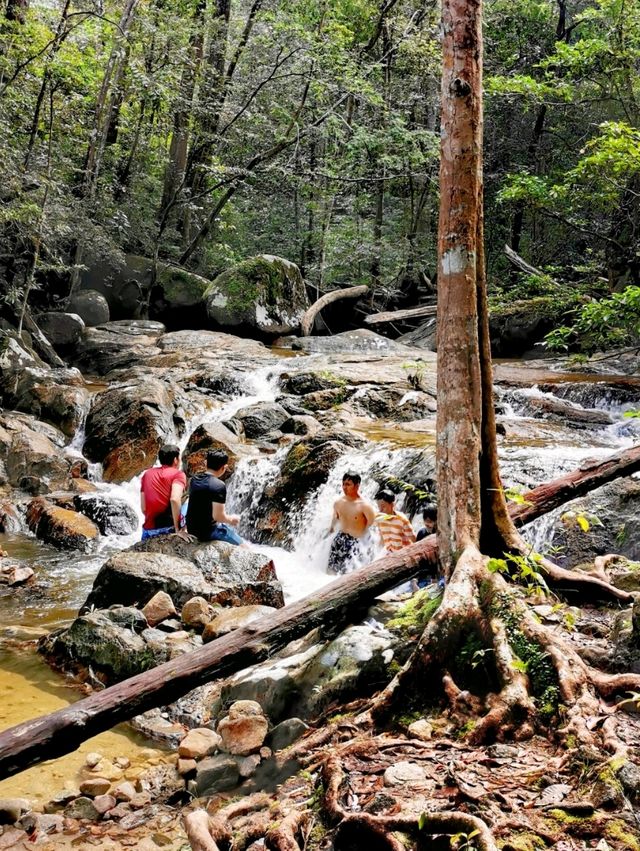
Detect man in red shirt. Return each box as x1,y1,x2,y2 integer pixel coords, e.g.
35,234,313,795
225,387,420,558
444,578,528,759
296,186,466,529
140,445,187,541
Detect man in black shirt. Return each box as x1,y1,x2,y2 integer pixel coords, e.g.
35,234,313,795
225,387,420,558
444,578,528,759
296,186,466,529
186,449,246,545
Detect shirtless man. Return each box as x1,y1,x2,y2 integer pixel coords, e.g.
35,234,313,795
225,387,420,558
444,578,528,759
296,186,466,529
328,472,376,574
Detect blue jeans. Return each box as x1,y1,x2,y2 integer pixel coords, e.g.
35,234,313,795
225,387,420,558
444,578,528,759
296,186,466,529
210,523,244,545
141,526,174,541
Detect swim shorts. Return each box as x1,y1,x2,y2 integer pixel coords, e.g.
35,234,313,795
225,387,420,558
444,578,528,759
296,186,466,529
328,532,361,575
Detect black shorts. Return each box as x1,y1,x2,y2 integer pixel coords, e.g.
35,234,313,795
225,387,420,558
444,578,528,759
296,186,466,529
328,532,361,575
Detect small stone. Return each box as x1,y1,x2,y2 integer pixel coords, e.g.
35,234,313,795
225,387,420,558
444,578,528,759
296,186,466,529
179,727,222,760
236,753,261,778
79,777,112,797
0,564,34,586
114,756,131,769
260,746,272,760
142,590,177,627
181,596,215,631
129,793,152,809
63,797,100,821
103,803,131,820
383,761,426,787
195,755,240,795
218,701,268,756
85,752,103,768
119,810,151,830
618,761,640,799
37,814,64,834
407,719,433,741
62,817,80,833
87,759,124,782
177,758,197,777
92,795,116,815
0,798,28,824
112,781,137,802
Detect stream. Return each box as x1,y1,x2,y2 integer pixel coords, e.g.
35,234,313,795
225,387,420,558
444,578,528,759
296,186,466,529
0,342,639,801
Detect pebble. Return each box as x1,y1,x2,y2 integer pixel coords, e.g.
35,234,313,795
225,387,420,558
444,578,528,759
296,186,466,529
93,794,117,816
112,781,137,802
84,752,103,768
79,777,112,797
383,761,427,787
407,719,433,741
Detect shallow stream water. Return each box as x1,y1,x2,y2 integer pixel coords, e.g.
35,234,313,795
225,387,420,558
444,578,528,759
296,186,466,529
1,349,638,799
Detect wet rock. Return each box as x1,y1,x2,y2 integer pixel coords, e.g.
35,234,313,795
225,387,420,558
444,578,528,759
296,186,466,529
178,728,222,760
73,494,138,536
9,366,90,437
0,563,34,586
280,414,322,436
206,255,309,336
183,421,249,475
383,761,427,787
193,754,241,795
83,378,176,482
0,798,28,824
84,544,283,612
26,498,99,551
181,596,216,631
68,290,110,327
38,311,85,348
142,591,177,626
5,427,70,494
252,429,364,544
75,321,164,374
0,502,21,533
526,478,640,569
79,778,112,797
63,796,100,821
203,605,276,641
267,718,309,752
217,700,268,756
233,402,289,439
40,611,158,680
489,297,555,357
298,387,354,412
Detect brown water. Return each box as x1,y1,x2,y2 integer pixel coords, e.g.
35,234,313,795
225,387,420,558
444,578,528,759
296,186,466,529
0,646,168,803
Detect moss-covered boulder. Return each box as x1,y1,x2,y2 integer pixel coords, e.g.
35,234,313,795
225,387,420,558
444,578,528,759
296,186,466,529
205,255,309,337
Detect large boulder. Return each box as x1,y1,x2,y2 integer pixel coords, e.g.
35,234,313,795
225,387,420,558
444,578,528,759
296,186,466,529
291,329,415,355
205,255,309,337
40,611,162,680
37,312,85,348
232,402,289,439
0,329,42,402
4,427,70,494
83,542,283,611
67,290,110,327
83,378,176,482
9,367,90,437
489,298,555,358
73,494,138,536
74,321,165,375
26,498,99,551
183,421,249,475
157,329,269,359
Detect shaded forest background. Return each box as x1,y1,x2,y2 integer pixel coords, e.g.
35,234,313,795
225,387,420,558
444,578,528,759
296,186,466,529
1,0,638,352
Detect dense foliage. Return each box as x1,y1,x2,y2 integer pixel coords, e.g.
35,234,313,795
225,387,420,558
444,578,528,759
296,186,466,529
0,0,638,347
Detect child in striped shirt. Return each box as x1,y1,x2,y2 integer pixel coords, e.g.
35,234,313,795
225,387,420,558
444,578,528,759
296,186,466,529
374,489,416,553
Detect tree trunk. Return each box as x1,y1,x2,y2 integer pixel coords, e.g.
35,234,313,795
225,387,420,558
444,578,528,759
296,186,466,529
300,285,368,336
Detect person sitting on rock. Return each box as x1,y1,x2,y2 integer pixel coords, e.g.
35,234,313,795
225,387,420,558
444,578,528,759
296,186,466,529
327,472,376,574
186,449,246,546
416,503,437,541
374,489,416,553
140,444,188,541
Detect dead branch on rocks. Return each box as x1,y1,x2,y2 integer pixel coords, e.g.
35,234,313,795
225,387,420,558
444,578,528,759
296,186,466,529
300,285,368,336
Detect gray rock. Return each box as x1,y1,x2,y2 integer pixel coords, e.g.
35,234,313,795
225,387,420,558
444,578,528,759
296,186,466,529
194,754,240,795
292,329,414,355
233,402,289,439
203,605,276,642
37,312,85,348
74,322,164,375
68,290,110,327
0,798,28,824
267,718,309,752
63,796,100,820
280,415,322,436
383,761,427,787
8,366,90,437
618,761,640,798
106,606,148,632
40,611,160,680
83,544,283,612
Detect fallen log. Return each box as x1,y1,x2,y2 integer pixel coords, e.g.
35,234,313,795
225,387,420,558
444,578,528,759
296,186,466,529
364,303,437,326
0,443,639,778
503,243,549,280
300,285,368,337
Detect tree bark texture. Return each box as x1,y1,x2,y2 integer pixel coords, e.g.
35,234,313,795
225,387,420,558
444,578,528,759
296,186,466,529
436,0,484,576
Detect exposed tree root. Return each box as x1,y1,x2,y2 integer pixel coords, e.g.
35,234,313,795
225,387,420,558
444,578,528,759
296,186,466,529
322,755,499,851
365,542,638,756
265,809,309,851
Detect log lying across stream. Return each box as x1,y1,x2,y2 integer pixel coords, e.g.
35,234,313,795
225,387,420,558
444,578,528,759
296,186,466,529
0,443,639,779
